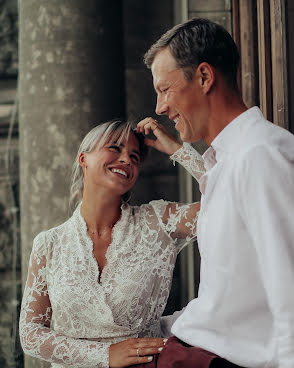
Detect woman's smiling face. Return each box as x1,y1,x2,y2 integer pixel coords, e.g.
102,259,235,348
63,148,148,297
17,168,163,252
80,132,141,197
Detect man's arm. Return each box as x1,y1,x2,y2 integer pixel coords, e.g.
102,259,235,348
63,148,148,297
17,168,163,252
160,308,186,338
239,144,294,367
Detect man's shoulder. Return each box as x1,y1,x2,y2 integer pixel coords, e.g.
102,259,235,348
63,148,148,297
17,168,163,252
234,117,294,158
226,119,294,190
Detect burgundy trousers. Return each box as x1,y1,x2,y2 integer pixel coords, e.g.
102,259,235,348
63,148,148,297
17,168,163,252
128,337,245,368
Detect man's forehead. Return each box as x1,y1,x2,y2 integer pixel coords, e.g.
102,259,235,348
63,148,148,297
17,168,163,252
151,49,177,73
151,49,179,86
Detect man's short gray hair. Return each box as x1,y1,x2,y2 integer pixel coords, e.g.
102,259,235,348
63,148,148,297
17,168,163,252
144,18,240,89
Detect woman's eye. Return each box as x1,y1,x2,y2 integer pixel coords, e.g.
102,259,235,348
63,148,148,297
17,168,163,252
109,145,120,151
131,155,140,164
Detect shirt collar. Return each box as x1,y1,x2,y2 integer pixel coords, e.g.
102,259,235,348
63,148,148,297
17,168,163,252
202,106,263,168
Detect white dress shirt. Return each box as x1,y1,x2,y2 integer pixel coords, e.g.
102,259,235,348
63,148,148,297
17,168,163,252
171,107,294,368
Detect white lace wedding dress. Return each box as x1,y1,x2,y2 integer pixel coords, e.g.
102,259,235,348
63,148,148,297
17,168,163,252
19,143,205,368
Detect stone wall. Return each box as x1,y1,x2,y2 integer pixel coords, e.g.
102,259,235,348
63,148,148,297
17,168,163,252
0,0,18,77
0,0,22,365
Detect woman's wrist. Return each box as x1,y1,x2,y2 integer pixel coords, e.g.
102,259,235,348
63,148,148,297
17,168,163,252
169,143,183,156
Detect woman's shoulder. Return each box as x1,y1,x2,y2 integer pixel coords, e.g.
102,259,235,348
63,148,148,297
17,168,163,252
128,200,170,227
143,199,169,214
129,199,168,213
32,216,73,256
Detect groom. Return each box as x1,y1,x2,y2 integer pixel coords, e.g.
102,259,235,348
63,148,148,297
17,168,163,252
132,18,294,368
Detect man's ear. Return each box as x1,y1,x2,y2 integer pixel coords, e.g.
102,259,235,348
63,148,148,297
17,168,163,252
78,152,87,169
196,62,215,94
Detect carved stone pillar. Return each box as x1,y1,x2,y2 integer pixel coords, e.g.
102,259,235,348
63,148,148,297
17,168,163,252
19,1,124,367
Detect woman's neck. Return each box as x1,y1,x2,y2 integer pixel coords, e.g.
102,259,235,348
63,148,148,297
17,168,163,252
81,189,122,234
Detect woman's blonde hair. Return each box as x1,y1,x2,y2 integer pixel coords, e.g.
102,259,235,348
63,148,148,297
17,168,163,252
70,120,147,209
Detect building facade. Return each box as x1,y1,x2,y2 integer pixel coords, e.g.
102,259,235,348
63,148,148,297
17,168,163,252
0,0,293,367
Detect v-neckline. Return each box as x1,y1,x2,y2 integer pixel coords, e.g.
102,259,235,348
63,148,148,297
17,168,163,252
76,202,128,286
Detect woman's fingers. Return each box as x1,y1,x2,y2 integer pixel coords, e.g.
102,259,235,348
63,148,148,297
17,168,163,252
134,337,167,348
125,338,167,367
109,337,167,367
127,355,154,366
137,117,182,155
137,117,162,136
132,346,164,356
132,337,166,358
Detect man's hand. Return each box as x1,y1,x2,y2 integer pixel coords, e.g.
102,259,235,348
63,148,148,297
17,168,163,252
109,337,166,367
137,117,182,155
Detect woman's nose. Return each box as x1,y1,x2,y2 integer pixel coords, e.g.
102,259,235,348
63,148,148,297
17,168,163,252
119,152,131,165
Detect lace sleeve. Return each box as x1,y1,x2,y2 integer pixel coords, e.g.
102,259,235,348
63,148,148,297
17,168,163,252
170,143,206,182
151,200,200,252
19,232,111,368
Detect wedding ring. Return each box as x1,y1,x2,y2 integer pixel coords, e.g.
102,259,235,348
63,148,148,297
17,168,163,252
136,348,140,357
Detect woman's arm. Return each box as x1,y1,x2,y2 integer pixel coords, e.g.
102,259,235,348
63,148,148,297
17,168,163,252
170,143,206,182
159,201,200,242
138,118,205,245
137,118,205,182
19,234,111,367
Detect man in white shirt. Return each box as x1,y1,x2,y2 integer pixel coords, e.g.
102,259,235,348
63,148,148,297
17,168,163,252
137,18,294,368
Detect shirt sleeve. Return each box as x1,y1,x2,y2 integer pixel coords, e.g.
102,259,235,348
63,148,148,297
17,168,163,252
160,308,186,338
170,142,206,182
238,145,294,368
19,232,111,368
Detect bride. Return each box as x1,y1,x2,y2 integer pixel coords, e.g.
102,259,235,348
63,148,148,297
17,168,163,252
19,117,205,368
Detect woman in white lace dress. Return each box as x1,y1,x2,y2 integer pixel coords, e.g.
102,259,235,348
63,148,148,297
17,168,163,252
19,118,205,368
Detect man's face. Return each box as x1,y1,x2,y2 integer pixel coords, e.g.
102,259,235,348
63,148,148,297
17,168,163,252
151,48,208,143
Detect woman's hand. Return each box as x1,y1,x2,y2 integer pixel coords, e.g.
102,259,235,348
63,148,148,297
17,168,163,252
137,118,182,156
109,337,166,368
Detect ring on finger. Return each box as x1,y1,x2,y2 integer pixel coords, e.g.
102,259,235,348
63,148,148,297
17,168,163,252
136,348,140,357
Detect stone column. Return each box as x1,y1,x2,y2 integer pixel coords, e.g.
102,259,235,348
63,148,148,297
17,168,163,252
19,1,124,367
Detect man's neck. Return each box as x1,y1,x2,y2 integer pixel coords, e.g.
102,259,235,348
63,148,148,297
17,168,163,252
205,92,248,145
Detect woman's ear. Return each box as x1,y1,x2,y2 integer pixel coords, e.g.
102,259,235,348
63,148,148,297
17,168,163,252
196,62,215,94
78,152,87,169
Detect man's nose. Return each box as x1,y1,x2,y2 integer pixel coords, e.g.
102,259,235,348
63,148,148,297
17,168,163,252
155,95,168,115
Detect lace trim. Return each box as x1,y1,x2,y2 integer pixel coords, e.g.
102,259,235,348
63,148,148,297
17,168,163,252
170,143,206,182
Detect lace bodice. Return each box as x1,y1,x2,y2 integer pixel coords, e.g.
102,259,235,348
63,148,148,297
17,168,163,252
19,144,205,368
